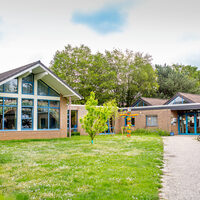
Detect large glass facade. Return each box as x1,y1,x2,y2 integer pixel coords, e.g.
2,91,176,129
22,74,34,94
38,80,59,97
178,112,200,134
0,78,18,93
0,97,17,130
38,100,60,129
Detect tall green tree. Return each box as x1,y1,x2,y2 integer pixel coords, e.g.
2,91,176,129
155,64,200,98
105,50,158,106
50,44,115,105
50,44,158,106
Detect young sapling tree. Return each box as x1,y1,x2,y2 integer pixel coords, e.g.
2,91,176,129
80,92,118,144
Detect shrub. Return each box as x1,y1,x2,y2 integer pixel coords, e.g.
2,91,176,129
67,132,80,137
132,128,170,136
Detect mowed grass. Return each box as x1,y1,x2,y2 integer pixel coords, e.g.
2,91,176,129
0,135,163,200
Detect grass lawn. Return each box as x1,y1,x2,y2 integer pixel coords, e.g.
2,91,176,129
0,135,163,200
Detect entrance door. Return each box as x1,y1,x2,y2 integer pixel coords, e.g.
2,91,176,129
187,114,195,134
178,113,197,134
179,114,186,134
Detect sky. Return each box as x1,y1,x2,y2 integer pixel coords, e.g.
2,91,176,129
0,0,200,72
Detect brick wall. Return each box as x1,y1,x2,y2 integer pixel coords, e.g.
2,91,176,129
74,106,178,135
116,109,178,134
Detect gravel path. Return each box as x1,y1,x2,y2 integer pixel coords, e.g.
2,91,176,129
160,136,200,200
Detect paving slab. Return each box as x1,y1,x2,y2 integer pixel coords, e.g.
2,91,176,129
160,136,200,200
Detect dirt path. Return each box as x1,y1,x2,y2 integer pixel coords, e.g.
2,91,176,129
160,136,200,200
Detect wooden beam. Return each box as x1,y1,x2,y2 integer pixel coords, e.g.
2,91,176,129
34,72,48,80
64,94,75,97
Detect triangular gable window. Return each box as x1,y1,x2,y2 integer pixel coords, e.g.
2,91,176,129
168,96,189,105
133,100,148,107
38,80,59,97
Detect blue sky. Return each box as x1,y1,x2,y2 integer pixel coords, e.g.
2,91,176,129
0,0,200,71
72,3,127,34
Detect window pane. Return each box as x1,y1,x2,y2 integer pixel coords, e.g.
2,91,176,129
38,108,48,129
50,101,59,107
38,81,48,96
0,85,3,92
137,101,143,106
49,87,59,97
71,110,78,128
4,79,18,93
22,108,32,119
23,74,33,82
22,119,32,129
38,100,48,107
0,98,3,105
0,107,2,129
147,116,152,126
152,116,158,126
22,99,33,106
4,107,17,130
22,83,33,94
146,116,158,127
50,108,60,129
4,98,17,105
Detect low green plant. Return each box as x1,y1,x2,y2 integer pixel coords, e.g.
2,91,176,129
67,132,80,137
132,128,170,136
71,132,80,136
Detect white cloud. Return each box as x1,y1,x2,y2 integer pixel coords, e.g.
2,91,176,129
0,0,200,72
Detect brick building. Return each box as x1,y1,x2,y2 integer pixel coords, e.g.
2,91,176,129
71,94,200,136
1,61,200,140
0,61,82,140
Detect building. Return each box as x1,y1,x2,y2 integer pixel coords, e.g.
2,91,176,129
128,93,200,135
70,93,200,136
0,61,82,140
1,61,200,140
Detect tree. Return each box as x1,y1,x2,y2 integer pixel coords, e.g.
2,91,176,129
80,92,118,144
155,64,200,98
50,44,158,107
50,44,115,105
104,50,158,106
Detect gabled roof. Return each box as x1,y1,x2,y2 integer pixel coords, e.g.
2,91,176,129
132,97,168,107
0,60,83,100
164,92,200,105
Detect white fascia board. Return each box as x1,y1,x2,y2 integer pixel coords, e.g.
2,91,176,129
0,65,40,85
0,63,82,100
39,65,82,100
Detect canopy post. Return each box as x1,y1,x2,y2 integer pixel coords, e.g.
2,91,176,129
69,96,72,138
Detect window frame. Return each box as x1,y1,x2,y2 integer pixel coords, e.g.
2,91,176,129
0,78,18,94
168,96,189,105
0,97,18,131
146,115,158,127
21,98,34,130
67,110,78,132
37,99,60,130
22,74,34,95
37,80,59,97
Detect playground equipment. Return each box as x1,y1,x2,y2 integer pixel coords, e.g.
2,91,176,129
119,108,139,137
